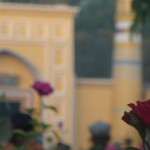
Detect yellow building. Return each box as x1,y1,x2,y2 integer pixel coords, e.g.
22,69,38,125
76,0,143,149
0,2,78,148
0,1,147,150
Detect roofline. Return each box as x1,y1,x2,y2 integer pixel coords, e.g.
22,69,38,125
0,2,79,14
76,78,113,85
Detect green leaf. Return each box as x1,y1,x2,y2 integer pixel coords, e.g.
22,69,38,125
12,129,26,137
39,122,52,130
51,130,60,140
130,114,141,127
26,130,39,138
13,145,26,150
30,119,51,131
29,119,40,127
25,108,36,115
43,105,58,113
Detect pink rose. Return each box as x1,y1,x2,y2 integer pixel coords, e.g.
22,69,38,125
32,80,53,96
122,99,150,127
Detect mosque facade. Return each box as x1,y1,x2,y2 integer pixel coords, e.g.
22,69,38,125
0,1,149,150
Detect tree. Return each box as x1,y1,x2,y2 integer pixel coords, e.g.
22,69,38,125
75,0,115,77
131,0,150,82
132,0,150,30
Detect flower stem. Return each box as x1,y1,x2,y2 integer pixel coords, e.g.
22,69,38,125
143,139,150,150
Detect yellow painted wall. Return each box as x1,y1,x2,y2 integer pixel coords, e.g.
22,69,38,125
0,54,33,88
0,3,78,146
0,1,145,149
0,54,41,110
76,79,113,150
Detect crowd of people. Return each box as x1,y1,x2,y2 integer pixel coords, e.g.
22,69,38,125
1,112,71,150
0,112,139,150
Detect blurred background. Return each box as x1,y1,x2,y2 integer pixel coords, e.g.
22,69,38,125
0,0,149,149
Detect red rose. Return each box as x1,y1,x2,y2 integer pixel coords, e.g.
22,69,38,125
122,99,150,127
32,80,54,96
122,111,134,126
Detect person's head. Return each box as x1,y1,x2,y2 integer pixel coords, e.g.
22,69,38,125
89,121,111,146
11,112,34,132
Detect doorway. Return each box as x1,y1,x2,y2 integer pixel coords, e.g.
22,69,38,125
0,102,20,142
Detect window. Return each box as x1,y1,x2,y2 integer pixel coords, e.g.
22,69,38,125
0,74,19,86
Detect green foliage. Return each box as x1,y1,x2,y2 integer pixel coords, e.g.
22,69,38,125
29,119,51,131
131,0,150,82
75,0,115,77
43,105,58,113
130,114,141,127
0,93,60,150
25,108,35,115
13,128,40,139
131,0,150,31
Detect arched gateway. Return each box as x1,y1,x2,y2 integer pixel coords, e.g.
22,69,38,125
0,3,78,147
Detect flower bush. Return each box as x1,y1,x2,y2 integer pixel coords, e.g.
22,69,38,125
122,99,150,150
0,80,62,150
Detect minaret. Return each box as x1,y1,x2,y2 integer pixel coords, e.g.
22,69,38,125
112,0,142,145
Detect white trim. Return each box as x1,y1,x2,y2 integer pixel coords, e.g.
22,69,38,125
44,47,49,80
0,49,41,79
0,2,78,14
0,86,33,108
114,32,142,43
71,74,76,149
115,21,132,30
70,20,75,149
77,78,113,85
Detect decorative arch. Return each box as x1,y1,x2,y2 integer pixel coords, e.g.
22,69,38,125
0,48,41,79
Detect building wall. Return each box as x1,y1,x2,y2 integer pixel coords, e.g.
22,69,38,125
0,1,144,149
76,78,113,149
0,3,78,146
112,0,142,146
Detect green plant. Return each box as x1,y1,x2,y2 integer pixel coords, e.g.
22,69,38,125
0,81,61,150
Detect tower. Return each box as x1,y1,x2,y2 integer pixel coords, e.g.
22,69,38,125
113,0,142,144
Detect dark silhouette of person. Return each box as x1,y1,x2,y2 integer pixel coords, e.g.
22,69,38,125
89,121,114,150
56,142,71,150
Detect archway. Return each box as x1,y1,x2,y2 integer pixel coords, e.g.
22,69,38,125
0,49,41,142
